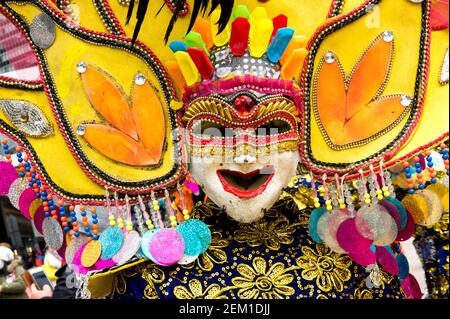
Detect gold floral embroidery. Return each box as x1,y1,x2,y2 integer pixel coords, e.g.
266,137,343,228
352,288,374,299
297,244,352,292
140,264,166,299
183,231,229,272
370,267,394,290
231,257,295,299
174,279,227,299
234,214,299,250
191,200,220,219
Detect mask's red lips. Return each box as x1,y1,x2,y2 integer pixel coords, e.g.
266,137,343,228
217,167,275,199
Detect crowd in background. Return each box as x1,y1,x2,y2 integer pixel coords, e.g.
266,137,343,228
0,241,75,299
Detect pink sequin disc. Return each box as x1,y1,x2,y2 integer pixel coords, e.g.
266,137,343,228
149,228,185,266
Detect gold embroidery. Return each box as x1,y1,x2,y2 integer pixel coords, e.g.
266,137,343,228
140,264,166,299
352,288,374,299
174,279,227,299
183,231,229,272
297,244,352,293
234,214,299,251
231,257,296,299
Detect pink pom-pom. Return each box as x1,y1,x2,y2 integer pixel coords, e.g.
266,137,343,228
18,188,36,220
375,247,399,275
0,162,18,195
150,228,185,266
336,218,372,254
401,274,423,299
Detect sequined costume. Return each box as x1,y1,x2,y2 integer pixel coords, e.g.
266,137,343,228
0,0,448,300
110,197,405,299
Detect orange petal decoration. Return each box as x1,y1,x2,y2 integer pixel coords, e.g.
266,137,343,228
194,18,214,50
81,66,138,140
316,53,347,144
346,34,393,121
339,95,407,145
165,60,187,98
280,35,307,65
131,79,166,163
83,124,159,166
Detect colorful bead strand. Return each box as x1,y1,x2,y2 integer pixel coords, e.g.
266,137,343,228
124,195,133,232
414,156,425,190
177,183,190,221
403,161,415,194
358,170,371,206
424,150,437,184
321,174,333,212
138,195,155,230
114,192,124,229
310,174,321,209
2,139,12,164
440,143,449,175
164,189,178,228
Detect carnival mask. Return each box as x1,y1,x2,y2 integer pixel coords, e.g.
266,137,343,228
184,89,301,222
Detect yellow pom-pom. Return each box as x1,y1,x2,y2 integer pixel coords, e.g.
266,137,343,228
364,194,371,199
126,226,133,231
117,218,123,224
382,186,389,192
183,215,190,221
313,198,320,203
169,216,177,221
326,205,333,211
377,195,384,201
365,199,371,205
314,203,321,208
149,224,155,230
384,192,391,197
171,221,178,228
182,209,189,215
339,204,346,209
109,221,116,227
118,224,124,229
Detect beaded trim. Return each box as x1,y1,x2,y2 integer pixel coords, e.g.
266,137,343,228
299,0,432,176
327,0,345,18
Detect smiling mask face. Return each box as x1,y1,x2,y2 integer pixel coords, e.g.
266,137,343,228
184,89,301,223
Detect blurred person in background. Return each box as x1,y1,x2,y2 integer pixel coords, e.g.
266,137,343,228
0,243,27,299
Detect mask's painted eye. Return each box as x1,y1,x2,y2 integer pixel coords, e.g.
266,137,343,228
193,121,235,138
0,100,53,137
257,119,292,135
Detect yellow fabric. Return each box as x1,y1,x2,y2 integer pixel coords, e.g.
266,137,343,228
340,0,367,15
69,0,109,34
1,2,181,198
391,28,449,162
88,259,146,298
309,0,432,165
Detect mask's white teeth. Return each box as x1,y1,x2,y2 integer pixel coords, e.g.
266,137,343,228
234,155,257,164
